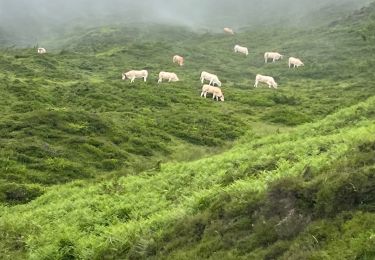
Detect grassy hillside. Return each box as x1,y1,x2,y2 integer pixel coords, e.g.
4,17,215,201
0,2,374,259
0,96,374,259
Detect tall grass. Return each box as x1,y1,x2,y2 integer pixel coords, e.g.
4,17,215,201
0,3,375,259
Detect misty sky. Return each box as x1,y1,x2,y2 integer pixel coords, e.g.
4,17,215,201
0,0,372,45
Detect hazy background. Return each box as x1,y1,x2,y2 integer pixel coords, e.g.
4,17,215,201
0,0,372,45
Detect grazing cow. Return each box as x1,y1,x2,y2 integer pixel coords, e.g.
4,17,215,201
158,71,179,83
224,27,235,35
201,84,224,101
200,71,222,87
173,55,184,66
37,48,46,54
234,45,249,56
122,70,148,83
254,74,278,89
264,52,283,63
289,57,304,68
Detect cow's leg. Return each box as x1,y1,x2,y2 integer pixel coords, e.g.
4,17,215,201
144,76,147,82
201,91,204,97
168,78,172,82
254,81,258,88
131,77,135,83
158,78,162,84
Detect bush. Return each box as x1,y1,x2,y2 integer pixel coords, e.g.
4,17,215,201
0,183,44,205
263,109,312,126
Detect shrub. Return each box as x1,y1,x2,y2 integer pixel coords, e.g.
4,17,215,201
0,183,44,205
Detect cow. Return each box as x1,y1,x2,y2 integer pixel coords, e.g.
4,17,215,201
158,71,179,83
224,27,235,35
37,48,46,54
254,74,278,89
289,57,304,68
234,45,249,56
122,70,148,83
264,52,283,63
173,55,184,66
200,71,222,87
201,84,224,101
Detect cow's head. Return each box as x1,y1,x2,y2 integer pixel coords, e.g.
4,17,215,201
122,73,127,80
216,80,222,87
219,95,224,102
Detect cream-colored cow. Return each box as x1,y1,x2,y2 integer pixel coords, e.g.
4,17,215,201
37,48,47,54
173,55,184,66
264,52,283,63
289,57,304,68
254,74,278,89
224,28,235,35
158,71,179,83
201,84,224,101
234,45,249,56
122,70,148,83
200,71,222,87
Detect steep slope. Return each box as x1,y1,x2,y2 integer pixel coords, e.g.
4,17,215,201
0,88,373,260
2,20,375,204
0,2,375,259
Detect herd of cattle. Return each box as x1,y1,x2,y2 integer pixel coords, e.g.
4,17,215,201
37,28,304,102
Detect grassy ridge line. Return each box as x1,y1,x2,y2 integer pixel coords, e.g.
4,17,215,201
0,95,373,259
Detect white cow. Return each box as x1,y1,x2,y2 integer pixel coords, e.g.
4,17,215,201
224,28,235,35
173,55,184,66
158,71,179,83
201,84,224,102
200,71,222,87
122,70,148,83
254,74,278,89
289,57,304,68
234,45,249,56
264,52,283,63
37,48,46,54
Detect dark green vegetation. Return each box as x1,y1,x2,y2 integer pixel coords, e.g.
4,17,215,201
0,2,375,259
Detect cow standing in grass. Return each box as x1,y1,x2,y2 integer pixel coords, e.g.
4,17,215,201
158,72,179,83
254,74,278,89
200,71,222,87
122,70,148,83
289,57,304,68
224,28,235,35
234,45,249,56
264,52,283,63
173,55,184,66
38,48,46,54
201,84,224,101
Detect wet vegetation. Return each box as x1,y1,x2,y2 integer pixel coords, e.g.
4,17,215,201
0,2,374,259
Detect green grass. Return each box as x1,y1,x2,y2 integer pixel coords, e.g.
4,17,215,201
0,2,375,259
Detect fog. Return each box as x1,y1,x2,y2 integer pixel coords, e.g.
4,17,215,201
0,0,372,45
